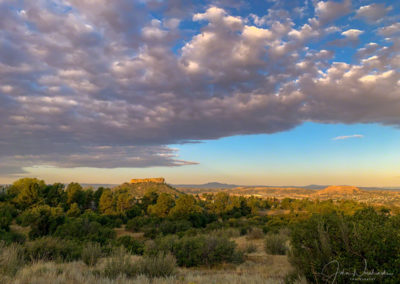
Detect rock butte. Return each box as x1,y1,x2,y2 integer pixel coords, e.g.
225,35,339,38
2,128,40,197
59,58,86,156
130,178,165,184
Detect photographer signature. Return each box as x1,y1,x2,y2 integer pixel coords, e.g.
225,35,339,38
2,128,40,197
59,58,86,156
319,259,394,283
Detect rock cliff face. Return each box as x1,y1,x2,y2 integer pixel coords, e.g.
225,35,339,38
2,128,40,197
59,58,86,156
130,178,165,184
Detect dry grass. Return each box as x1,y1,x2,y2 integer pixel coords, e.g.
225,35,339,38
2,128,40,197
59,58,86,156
0,242,26,276
10,223,30,237
114,225,145,239
3,235,294,284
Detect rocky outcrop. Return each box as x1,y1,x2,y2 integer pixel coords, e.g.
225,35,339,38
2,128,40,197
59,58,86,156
130,178,165,184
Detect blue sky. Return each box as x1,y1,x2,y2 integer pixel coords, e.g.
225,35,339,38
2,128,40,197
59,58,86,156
0,0,399,185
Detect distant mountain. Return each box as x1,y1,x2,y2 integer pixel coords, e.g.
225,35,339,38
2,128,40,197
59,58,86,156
301,184,328,190
174,182,239,189
80,183,117,189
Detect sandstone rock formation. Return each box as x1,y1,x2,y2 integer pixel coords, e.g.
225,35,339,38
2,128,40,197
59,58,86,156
130,177,165,184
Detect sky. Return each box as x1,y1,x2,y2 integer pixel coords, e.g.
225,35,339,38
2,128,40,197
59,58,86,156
0,0,400,186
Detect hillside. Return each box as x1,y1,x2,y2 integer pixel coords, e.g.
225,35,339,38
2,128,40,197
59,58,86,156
316,185,361,195
113,182,182,197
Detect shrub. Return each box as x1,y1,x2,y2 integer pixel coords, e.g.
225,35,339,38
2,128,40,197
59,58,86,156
144,235,179,256
26,237,81,262
240,227,248,236
137,253,176,278
159,219,192,235
81,242,102,266
54,217,115,244
246,227,264,240
0,205,13,230
0,229,26,244
213,228,240,238
289,208,400,283
147,234,242,267
126,216,152,232
0,242,25,276
116,236,144,255
264,233,287,255
103,247,137,279
17,205,65,239
245,242,258,254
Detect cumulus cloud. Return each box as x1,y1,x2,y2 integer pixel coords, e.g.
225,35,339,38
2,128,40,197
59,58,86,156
355,4,392,23
0,1,399,175
332,134,364,140
314,0,351,25
378,23,400,37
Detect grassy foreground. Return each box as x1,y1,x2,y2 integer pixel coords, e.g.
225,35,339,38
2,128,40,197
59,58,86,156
1,233,299,284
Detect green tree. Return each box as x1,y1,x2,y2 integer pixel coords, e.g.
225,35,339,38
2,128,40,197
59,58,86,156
43,183,66,207
67,203,81,217
148,193,175,217
12,178,46,209
116,192,134,215
169,195,202,219
66,182,84,206
99,189,115,215
22,205,65,239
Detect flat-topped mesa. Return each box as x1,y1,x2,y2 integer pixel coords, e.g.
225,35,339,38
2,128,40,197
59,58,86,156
130,178,165,184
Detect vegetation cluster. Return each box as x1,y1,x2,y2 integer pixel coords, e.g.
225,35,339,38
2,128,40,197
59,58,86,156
0,178,399,283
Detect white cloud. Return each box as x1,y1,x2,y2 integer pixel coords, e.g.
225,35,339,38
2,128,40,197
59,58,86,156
315,0,351,25
342,29,363,39
356,4,392,23
332,134,364,140
0,1,400,175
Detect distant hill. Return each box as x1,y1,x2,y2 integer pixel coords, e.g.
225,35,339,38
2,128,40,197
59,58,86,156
80,183,117,189
316,185,361,195
113,182,182,197
174,182,239,189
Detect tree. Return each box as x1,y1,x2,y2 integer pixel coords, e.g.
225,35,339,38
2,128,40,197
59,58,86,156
24,205,65,239
67,203,81,217
99,189,115,215
169,195,202,219
43,183,66,207
116,192,134,215
66,182,84,207
12,178,46,209
141,190,159,212
148,193,175,217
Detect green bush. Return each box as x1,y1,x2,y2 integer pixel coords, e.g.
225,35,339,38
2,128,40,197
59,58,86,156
137,253,176,278
264,233,287,255
126,216,153,232
54,217,115,244
26,237,81,262
240,227,248,236
0,229,26,244
0,242,25,276
159,219,192,235
147,234,242,267
0,205,14,230
81,242,102,266
289,208,400,283
17,205,65,239
103,247,136,279
116,236,144,255
144,235,179,256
